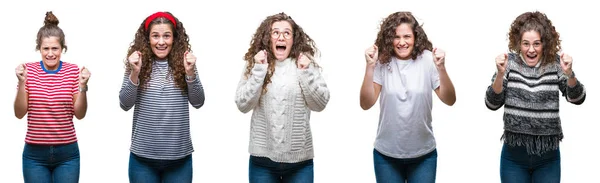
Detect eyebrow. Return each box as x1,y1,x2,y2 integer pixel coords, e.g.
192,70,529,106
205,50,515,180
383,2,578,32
272,28,292,32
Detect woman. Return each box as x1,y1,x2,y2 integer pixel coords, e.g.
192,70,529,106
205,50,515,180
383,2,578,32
485,11,586,183
359,12,456,183
235,12,330,183
14,11,91,183
119,11,205,183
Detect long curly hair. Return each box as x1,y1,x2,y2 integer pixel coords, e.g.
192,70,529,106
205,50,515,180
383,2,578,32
375,11,432,64
508,11,561,66
36,11,67,52
243,12,320,95
124,11,191,93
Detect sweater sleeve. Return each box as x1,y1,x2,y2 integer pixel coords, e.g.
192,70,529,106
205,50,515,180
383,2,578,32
119,70,139,111
485,71,507,111
298,64,330,112
235,63,268,113
558,69,586,105
186,67,205,109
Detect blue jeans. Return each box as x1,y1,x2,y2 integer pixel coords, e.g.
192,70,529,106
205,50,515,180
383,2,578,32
500,144,561,183
373,148,437,183
128,152,193,183
22,142,80,183
249,156,314,183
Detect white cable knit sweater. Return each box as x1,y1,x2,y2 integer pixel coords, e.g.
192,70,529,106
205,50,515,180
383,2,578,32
235,58,330,163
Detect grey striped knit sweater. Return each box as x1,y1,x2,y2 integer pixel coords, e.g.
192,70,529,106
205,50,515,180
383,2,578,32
235,58,330,163
485,53,586,155
120,60,205,160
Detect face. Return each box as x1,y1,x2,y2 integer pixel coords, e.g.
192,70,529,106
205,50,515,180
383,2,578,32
270,21,294,61
393,23,415,60
520,30,543,66
40,36,62,70
149,23,174,59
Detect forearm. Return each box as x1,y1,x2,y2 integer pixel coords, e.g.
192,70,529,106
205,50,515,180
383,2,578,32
119,72,139,111
360,66,376,110
74,89,88,119
14,82,28,119
437,68,456,106
235,64,267,113
492,72,505,94
298,65,330,112
186,69,205,108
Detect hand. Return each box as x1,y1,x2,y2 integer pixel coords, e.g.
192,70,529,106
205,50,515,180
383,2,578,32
184,51,196,76
128,51,142,75
560,53,573,76
80,66,91,86
297,53,311,69
15,63,26,82
433,48,445,69
364,45,378,67
495,53,508,73
254,50,268,64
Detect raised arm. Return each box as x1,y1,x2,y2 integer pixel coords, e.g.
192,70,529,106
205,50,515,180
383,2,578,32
557,53,585,105
432,48,456,106
119,51,142,111
485,53,509,110
297,54,330,112
235,50,268,113
14,64,28,119
360,45,382,110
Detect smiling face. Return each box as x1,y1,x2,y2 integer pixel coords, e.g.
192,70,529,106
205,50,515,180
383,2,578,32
519,30,543,66
40,36,62,70
393,23,415,60
270,21,294,61
149,23,173,59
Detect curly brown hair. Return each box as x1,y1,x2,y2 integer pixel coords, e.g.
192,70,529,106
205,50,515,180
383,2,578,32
375,11,432,64
243,12,320,95
508,11,561,66
124,11,191,93
36,11,67,52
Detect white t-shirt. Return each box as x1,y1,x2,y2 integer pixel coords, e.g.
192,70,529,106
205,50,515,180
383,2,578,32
373,50,440,159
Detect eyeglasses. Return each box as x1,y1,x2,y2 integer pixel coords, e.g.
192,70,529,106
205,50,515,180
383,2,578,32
271,30,293,40
521,41,542,49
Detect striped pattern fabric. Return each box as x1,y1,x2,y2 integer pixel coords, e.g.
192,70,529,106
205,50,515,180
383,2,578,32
119,60,205,160
235,58,330,163
24,61,80,145
485,53,586,155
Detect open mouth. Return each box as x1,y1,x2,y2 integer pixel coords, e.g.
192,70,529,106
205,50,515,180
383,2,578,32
156,46,168,51
275,45,286,52
526,54,537,60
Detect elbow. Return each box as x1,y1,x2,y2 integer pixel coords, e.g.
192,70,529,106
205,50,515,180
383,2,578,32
192,100,205,109
445,98,456,106
75,114,85,120
360,102,373,110
15,112,25,119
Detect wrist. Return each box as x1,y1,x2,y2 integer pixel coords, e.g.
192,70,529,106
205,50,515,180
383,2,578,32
79,84,88,92
565,69,574,78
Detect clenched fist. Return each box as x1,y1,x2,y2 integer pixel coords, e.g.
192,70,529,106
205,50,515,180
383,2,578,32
254,50,268,64
495,53,508,74
297,53,311,69
15,63,27,82
184,51,196,76
128,51,142,76
365,45,378,67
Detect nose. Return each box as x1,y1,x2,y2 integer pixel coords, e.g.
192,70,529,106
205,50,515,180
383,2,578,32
277,34,285,41
47,51,55,57
527,45,535,53
158,37,166,45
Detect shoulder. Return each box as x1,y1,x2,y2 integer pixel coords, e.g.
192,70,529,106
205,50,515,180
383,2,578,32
60,61,80,75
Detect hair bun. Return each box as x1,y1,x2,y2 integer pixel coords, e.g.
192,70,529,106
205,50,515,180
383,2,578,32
44,11,59,26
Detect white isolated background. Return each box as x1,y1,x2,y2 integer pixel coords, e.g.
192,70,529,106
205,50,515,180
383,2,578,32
0,0,597,182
